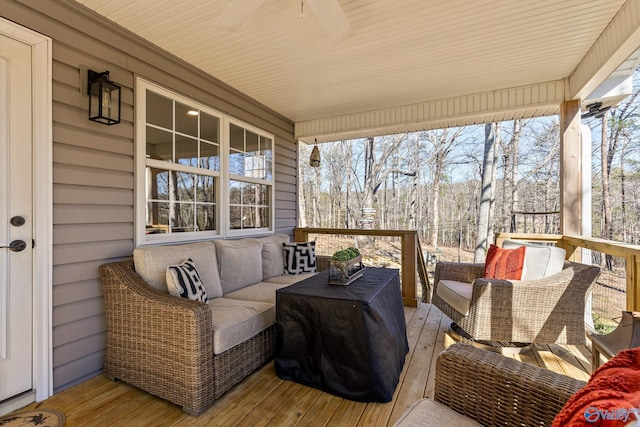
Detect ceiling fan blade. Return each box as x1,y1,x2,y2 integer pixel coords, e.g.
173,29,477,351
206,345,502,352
304,0,354,43
215,0,267,32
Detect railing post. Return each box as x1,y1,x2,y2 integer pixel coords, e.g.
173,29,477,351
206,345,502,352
296,227,422,306
627,253,640,312
294,228,307,242
401,232,418,307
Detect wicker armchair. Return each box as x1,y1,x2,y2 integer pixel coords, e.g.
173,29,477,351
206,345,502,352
394,343,586,426
431,261,600,345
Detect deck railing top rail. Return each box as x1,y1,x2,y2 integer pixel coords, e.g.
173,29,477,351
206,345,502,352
497,232,640,312
297,229,640,311
295,227,422,306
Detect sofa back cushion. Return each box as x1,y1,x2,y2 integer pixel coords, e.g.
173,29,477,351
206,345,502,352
133,241,222,297
257,234,290,280
501,240,566,280
214,238,263,294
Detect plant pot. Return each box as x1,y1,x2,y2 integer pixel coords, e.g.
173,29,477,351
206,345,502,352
329,255,365,285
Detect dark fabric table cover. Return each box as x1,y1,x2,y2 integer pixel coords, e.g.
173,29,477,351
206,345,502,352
275,267,409,402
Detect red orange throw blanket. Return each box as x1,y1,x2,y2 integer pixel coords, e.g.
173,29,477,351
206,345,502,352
552,347,640,426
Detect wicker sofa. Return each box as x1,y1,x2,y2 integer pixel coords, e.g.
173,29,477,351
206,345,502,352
393,343,586,426
99,234,321,416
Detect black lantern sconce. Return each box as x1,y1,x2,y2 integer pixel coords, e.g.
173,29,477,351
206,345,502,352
87,70,121,125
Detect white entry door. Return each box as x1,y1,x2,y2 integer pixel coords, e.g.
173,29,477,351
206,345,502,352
0,33,34,402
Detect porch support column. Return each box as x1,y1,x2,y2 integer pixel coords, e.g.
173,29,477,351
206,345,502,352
559,99,582,237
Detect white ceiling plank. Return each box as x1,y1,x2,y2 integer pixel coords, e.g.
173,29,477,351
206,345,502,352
72,0,636,141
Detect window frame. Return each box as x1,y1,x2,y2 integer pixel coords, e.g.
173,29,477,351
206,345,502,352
135,78,275,246
225,117,275,237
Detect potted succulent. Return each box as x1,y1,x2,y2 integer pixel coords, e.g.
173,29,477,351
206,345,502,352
329,247,365,285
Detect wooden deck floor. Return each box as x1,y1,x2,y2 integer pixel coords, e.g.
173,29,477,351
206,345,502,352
13,304,592,426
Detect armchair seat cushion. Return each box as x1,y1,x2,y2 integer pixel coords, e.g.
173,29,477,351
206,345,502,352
435,280,472,316
208,297,274,354
393,398,482,427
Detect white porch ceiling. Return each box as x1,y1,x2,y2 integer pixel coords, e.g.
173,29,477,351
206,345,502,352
74,0,640,142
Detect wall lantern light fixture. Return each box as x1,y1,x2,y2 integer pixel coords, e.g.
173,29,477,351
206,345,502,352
87,69,121,125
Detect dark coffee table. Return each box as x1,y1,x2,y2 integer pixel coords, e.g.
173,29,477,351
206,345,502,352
274,267,408,402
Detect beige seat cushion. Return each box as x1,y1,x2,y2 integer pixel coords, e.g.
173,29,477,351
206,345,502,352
436,279,472,315
133,241,222,298
263,272,317,286
207,297,274,354
224,282,292,305
257,234,290,280
393,399,482,427
214,238,263,294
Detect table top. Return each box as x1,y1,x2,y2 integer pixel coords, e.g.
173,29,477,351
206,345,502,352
276,267,400,304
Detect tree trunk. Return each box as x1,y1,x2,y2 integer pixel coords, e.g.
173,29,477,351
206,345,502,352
345,141,353,228
601,113,612,241
510,120,521,232
360,137,376,229
411,133,419,230
621,147,627,242
475,123,497,262
430,151,442,247
487,123,500,244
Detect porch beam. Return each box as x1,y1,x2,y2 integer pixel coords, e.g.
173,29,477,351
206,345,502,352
295,81,564,143
569,0,640,101
559,99,582,237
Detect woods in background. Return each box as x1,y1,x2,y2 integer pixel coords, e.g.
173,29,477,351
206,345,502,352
299,74,640,256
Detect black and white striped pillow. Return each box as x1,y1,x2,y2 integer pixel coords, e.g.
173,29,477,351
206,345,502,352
166,258,208,302
283,242,317,274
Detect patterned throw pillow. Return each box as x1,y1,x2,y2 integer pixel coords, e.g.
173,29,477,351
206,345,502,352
483,244,526,280
166,258,208,302
283,242,317,274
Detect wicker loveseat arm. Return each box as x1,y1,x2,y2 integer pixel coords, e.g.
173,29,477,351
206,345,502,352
100,260,215,415
435,343,586,426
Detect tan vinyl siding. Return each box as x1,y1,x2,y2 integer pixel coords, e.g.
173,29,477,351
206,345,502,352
4,0,297,392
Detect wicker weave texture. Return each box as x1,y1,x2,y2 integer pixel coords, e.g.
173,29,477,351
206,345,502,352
213,325,275,399
100,261,275,416
435,343,586,426
432,261,600,344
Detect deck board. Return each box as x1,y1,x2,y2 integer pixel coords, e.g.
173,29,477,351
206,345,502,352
11,304,590,426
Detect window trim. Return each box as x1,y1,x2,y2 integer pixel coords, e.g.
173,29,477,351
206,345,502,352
135,78,275,246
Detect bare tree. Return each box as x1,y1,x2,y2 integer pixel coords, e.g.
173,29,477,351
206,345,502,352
425,128,466,247
359,135,407,229
475,123,498,261
499,120,524,232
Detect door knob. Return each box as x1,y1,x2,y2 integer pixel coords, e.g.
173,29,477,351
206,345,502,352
0,240,27,252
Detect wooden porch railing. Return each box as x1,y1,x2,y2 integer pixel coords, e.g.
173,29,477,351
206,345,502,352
295,229,640,311
496,233,640,312
294,228,428,307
